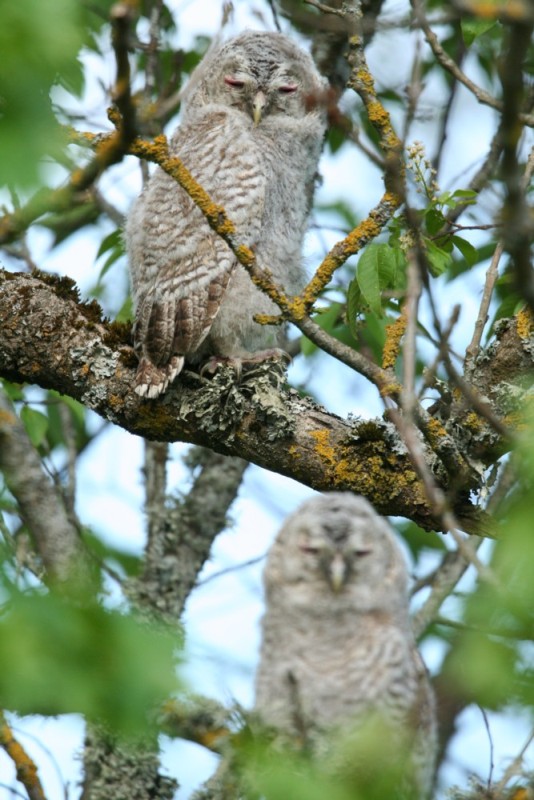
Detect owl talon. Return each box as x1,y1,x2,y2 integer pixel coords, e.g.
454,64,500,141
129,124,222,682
200,348,291,380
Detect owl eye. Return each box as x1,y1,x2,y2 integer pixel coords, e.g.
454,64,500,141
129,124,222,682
300,545,320,555
355,549,371,558
278,84,298,94
224,76,245,88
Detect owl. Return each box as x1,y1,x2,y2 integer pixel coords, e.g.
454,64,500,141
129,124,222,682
255,493,437,799
126,31,328,398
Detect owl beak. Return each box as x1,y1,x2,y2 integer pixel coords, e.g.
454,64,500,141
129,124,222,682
252,90,266,126
329,552,347,593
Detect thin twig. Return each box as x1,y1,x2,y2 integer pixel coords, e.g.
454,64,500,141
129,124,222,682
303,0,345,15
480,706,495,789
412,541,483,638
434,615,533,641
464,241,504,378
401,248,423,417
493,728,534,793
197,555,266,587
410,0,534,127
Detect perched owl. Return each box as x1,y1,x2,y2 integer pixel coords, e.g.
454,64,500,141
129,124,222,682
255,493,437,799
126,31,328,398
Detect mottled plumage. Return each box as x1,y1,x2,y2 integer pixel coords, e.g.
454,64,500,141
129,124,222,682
255,493,437,798
126,31,327,397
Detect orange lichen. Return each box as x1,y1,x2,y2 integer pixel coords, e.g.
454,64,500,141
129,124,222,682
108,393,124,410
382,310,407,369
309,428,337,467
0,715,44,795
516,306,533,339
0,409,16,426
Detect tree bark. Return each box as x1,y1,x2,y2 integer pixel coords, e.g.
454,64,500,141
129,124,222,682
1,269,522,536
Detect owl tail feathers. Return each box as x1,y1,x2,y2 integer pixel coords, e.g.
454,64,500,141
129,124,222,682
134,355,185,399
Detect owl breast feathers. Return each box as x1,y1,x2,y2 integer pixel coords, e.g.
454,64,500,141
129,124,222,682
255,493,437,799
126,31,328,398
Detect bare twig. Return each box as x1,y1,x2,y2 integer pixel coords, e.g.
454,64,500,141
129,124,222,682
493,728,534,793
412,539,483,638
299,6,404,307
401,248,423,417
464,241,505,378
197,554,266,587
410,0,534,127
303,0,345,15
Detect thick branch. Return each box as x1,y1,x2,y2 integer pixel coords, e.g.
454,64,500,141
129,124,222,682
0,387,90,587
0,269,495,535
128,448,248,619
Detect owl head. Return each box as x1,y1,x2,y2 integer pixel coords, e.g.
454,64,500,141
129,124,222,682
183,31,328,125
264,493,410,615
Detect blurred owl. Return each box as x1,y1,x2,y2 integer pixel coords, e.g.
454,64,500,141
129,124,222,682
126,31,328,398
255,493,437,799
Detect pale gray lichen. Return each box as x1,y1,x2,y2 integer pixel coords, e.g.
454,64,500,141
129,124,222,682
179,360,294,442
82,727,177,800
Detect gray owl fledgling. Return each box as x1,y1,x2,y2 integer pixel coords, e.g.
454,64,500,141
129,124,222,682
255,493,437,799
126,31,327,398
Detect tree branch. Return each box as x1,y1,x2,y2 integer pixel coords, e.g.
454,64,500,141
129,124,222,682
128,448,248,619
0,269,497,536
410,0,534,127
0,388,90,587
0,711,48,800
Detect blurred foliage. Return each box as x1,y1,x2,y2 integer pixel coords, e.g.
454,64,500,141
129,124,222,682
0,587,182,737
0,0,111,187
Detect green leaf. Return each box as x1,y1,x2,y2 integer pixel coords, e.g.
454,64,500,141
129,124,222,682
43,392,90,453
396,521,447,559
425,239,452,276
346,278,363,338
115,295,133,324
325,125,347,155
0,0,88,187
452,235,478,266
425,208,446,236
82,529,142,577
356,244,387,316
445,631,518,709
96,229,125,280
96,229,124,260
461,18,497,46
451,189,478,204
316,200,359,229
20,407,49,448
0,590,182,736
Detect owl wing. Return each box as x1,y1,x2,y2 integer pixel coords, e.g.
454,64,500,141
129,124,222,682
127,111,265,397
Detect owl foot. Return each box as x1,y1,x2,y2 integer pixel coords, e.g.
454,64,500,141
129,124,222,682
134,355,185,399
200,348,291,379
